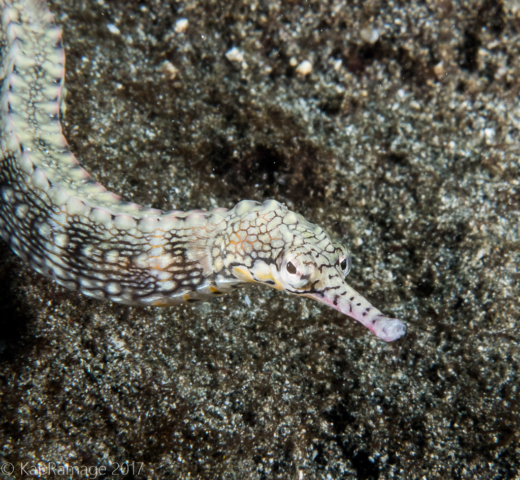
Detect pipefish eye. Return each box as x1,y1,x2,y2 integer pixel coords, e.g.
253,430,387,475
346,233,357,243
280,256,314,290
286,261,297,275
338,250,351,277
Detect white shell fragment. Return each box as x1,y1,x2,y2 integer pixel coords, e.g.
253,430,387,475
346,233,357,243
295,60,312,76
107,23,121,35
360,26,379,44
174,18,188,33
225,47,244,63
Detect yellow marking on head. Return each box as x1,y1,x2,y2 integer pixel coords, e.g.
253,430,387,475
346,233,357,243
232,267,255,283
270,278,285,290
209,286,221,294
253,271,284,290
183,293,191,302
255,271,273,282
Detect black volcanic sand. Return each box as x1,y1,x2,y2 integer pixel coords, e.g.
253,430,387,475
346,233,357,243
0,0,518,478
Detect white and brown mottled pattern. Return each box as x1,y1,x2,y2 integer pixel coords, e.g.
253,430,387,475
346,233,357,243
0,0,406,341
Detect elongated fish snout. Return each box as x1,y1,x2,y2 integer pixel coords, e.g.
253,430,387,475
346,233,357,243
307,281,406,342
366,316,406,342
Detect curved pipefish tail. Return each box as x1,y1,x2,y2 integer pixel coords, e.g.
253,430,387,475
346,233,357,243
0,0,406,342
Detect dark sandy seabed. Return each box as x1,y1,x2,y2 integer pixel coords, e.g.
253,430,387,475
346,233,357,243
0,0,519,478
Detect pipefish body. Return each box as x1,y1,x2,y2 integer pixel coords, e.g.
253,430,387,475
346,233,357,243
0,0,406,342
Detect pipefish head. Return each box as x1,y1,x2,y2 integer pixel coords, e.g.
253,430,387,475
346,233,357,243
227,200,406,342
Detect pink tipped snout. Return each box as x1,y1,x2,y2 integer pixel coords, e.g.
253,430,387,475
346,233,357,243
308,282,406,342
370,316,406,342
